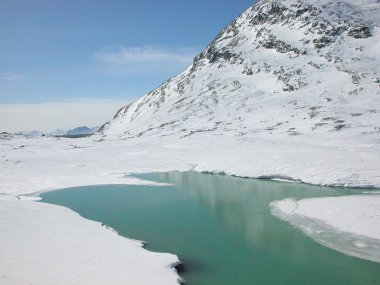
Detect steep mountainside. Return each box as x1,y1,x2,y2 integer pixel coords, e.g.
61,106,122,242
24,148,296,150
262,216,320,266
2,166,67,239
101,0,380,143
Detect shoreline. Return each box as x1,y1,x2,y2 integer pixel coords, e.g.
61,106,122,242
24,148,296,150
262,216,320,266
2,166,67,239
1,135,380,283
0,192,183,285
270,196,380,263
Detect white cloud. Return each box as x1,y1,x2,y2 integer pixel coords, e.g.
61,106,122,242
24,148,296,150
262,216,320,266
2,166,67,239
95,46,195,64
93,45,199,76
0,100,127,133
0,72,25,81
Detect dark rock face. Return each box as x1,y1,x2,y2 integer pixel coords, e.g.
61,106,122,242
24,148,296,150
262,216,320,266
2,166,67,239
201,46,237,64
313,36,332,49
261,35,304,55
348,25,372,38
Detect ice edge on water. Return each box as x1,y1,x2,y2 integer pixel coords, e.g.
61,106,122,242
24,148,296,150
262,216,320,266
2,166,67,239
270,198,380,263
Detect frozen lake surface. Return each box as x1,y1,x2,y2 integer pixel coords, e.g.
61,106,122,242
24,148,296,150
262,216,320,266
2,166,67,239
41,172,380,285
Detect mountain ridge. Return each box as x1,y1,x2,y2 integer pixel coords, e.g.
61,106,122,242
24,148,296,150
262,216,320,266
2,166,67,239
100,0,379,144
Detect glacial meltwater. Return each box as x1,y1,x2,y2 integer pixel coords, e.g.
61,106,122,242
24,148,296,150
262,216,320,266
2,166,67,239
40,172,380,285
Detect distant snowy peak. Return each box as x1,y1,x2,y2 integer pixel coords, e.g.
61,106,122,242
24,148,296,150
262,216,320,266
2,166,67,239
101,0,380,142
67,126,98,136
13,127,99,138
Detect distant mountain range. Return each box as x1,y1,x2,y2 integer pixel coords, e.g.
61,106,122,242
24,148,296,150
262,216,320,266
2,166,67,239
15,126,99,138
66,126,98,136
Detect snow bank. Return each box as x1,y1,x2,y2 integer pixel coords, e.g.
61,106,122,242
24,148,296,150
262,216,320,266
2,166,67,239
1,129,379,279
0,136,187,285
0,196,181,285
270,195,380,263
1,134,380,198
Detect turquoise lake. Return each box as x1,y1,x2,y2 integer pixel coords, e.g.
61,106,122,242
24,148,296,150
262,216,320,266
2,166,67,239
40,171,380,285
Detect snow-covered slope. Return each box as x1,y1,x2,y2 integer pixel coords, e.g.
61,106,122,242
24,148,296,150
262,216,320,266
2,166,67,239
101,0,379,144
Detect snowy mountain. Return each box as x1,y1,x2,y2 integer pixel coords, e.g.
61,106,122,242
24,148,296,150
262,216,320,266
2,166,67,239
100,0,379,144
12,127,99,138
66,126,98,136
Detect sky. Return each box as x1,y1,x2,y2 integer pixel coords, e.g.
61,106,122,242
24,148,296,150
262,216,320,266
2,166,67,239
0,0,254,132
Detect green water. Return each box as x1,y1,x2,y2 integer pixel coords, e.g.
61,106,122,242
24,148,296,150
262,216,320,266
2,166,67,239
40,172,380,285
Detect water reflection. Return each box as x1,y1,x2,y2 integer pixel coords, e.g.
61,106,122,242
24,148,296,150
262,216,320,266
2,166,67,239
42,172,380,285
149,171,369,265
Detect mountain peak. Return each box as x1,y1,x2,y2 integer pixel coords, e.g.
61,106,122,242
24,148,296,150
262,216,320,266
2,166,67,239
101,0,379,144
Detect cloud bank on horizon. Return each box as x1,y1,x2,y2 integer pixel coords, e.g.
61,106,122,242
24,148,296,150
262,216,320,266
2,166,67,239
0,100,127,133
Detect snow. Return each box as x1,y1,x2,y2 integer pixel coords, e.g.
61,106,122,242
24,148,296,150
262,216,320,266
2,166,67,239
1,134,379,196
0,196,181,285
1,0,380,283
1,133,379,273
1,130,378,280
273,195,380,240
101,0,380,161
270,195,380,262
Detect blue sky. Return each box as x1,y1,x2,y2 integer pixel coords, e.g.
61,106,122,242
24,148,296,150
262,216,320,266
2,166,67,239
0,0,254,131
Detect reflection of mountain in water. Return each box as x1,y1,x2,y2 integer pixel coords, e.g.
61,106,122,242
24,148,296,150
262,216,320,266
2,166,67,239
151,171,358,257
